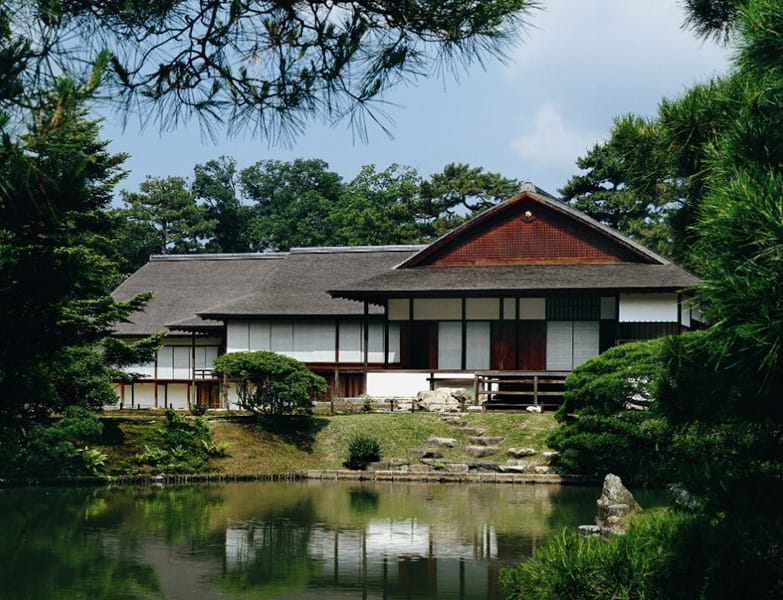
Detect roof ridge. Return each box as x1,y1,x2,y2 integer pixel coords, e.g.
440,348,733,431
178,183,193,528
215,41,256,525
289,245,427,254
149,253,288,261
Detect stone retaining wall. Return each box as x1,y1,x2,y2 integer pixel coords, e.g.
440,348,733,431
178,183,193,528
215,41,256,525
303,469,591,484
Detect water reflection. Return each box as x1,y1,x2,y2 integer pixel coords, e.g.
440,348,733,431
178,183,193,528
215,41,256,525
0,481,605,599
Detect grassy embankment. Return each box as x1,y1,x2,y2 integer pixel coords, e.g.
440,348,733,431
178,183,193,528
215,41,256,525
96,411,557,476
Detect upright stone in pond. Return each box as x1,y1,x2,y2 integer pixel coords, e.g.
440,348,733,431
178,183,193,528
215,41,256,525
595,473,642,534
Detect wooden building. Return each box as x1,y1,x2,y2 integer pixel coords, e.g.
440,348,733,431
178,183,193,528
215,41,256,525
112,185,698,409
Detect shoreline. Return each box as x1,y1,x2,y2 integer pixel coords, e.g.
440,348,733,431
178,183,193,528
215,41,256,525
0,469,598,488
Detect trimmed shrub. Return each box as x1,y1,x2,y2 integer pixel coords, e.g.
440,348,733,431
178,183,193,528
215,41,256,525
548,339,672,486
345,434,381,470
213,351,327,416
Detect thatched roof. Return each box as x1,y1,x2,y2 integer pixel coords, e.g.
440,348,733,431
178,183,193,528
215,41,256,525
200,246,424,318
112,253,286,335
331,263,698,302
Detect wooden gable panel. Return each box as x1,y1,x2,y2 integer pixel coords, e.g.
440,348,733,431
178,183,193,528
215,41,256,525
420,199,644,266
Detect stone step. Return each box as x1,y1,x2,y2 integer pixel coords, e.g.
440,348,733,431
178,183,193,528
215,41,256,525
507,447,537,458
467,435,504,446
457,427,487,437
464,445,499,458
427,436,458,447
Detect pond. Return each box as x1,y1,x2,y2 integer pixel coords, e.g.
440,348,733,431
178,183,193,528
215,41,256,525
0,481,634,599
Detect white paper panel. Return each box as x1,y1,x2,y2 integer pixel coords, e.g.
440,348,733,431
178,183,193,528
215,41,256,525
367,322,385,363
156,346,173,379
339,321,362,362
270,321,294,353
387,322,401,363
292,321,335,362
226,321,250,352
546,321,573,371
465,322,490,370
249,322,271,350
438,322,462,370
572,321,600,368
172,346,191,379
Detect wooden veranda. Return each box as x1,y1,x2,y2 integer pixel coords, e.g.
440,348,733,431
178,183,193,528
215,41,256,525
472,371,570,410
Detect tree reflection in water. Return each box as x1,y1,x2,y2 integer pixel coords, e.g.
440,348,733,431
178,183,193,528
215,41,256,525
0,481,602,599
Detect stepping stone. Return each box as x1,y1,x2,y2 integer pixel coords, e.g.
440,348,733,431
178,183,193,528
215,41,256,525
505,459,533,469
464,445,499,458
440,416,465,425
542,451,560,463
389,458,410,467
466,461,500,472
421,458,452,466
468,436,504,446
466,406,485,412
458,427,487,437
408,448,443,459
533,465,551,474
427,436,458,447
508,447,537,458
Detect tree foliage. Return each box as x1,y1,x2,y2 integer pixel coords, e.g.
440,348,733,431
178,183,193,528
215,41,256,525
213,351,327,416
0,82,162,422
548,339,671,487
2,0,536,137
117,175,217,256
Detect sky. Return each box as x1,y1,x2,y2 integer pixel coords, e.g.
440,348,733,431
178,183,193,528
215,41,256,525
100,0,732,200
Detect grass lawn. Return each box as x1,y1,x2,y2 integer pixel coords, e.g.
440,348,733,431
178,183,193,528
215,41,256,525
96,411,557,475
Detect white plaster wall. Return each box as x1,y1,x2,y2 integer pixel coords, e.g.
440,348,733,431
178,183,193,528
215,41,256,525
414,298,461,320
388,298,410,320
519,298,546,320
465,298,499,320
366,373,431,397
619,293,678,322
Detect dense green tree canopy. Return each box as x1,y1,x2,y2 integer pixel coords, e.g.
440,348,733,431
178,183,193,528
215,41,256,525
0,88,161,421
118,176,217,255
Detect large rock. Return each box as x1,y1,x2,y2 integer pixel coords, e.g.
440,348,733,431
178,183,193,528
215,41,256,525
417,388,467,412
427,436,458,447
508,447,537,458
464,445,498,458
468,436,504,446
595,473,642,534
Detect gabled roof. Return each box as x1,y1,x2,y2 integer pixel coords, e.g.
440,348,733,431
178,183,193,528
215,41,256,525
396,184,669,268
329,185,696,301
199,246,424,318
112,253,286,335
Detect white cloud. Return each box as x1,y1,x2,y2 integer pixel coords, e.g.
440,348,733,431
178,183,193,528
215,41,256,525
509,104,601,168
